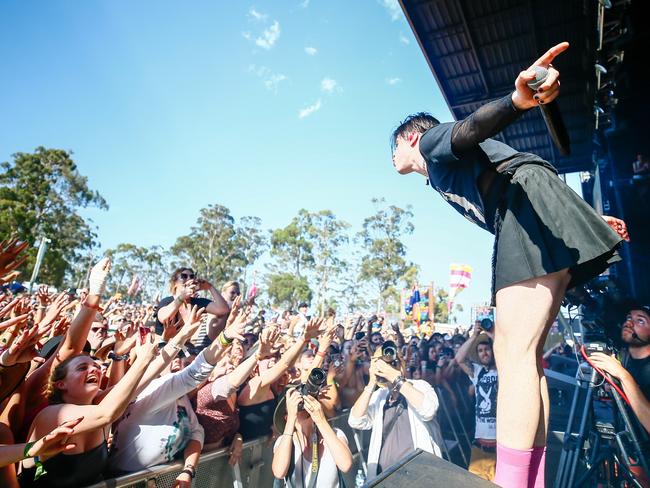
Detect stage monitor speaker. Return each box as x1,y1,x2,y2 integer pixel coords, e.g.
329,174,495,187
365,449,496,487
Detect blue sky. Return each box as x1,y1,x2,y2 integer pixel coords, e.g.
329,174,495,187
0,0,583,322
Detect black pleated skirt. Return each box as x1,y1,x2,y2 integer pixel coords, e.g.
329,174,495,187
491,164,622,303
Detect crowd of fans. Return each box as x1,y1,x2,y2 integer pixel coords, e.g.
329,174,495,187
0,238,478,487
1,237,648,487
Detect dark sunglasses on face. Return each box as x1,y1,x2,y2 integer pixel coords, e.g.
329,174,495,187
178,272,196,281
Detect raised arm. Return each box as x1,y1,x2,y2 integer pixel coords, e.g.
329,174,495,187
453,327,480,377
56,258,111,364
198,279,230,317
258,319,322,388
30,339,158,441
452,42,568,154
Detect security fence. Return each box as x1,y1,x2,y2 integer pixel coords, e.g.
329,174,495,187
86,400,474,488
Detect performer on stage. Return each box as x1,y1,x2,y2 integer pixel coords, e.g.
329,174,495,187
390,42,629,488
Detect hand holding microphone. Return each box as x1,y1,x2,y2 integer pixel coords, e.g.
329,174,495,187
511,41,571,155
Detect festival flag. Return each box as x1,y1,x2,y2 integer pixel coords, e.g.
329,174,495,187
407,283,421,324
448,264,472,312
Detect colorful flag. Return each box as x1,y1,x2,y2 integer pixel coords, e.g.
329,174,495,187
407,283,421,324
448,264,472,312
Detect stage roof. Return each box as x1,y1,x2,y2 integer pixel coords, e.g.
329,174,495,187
400,0,597,174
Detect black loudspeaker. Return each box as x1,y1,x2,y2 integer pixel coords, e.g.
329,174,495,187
365,449,496,487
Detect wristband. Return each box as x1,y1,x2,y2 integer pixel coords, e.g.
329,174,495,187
181,468,196,479
392,375,406,391
218,332,233,347
108,351,130,361
23,441,36,459
316,350,327,359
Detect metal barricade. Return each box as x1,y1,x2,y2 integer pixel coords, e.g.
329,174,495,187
86,412,366,488
85,388,477,488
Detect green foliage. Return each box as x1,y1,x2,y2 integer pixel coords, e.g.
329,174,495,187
357,198,415,307
170,204,266,287
265,272,312,308
105,243,170,298
268,209,350,313
433,287,450,323
269,209,314,277
0,148,107,286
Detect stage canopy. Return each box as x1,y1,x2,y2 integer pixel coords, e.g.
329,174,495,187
399,0,597,174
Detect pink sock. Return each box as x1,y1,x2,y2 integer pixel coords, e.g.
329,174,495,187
528,446,546,488
494,443,533,488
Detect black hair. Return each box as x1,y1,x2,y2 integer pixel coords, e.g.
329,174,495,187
390,112,441,152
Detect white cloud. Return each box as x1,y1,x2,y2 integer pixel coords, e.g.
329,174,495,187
378,0,402,21
248,8,268,22
249,64,287,92
399,34,410,45
320,77,341,94
255,21,281,50
304,46,318,56
300,0,310,7
264,73,288,92
299,99,322,119
386,77,402,85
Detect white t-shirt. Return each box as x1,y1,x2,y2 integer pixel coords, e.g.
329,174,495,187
274,427,348,488
109,351,214,472
471,363,498,440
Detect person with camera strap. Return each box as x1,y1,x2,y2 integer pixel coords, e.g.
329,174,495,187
348,342,443,482
272,387,352,488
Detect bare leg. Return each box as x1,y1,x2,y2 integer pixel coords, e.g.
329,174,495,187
493,269,570,450
533,278,567,447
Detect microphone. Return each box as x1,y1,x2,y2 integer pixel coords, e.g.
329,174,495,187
526,66,571,156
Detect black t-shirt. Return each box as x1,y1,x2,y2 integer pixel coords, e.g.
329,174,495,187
420,122,550,233
154,296,212,336
625,354,650,400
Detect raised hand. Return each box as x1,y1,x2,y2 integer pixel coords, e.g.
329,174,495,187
225,295,243,327
302,317,323,341
177,304,205,340
259,326,280,358
88,257,112,296
317,322,338,352
0,324,45,366
36,285,50,306
512,42,569,110
224,308,248,342
27,417,84,459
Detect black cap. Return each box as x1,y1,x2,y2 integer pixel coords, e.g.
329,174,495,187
298,302,308,309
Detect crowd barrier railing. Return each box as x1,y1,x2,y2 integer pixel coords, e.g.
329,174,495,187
86,384,476,488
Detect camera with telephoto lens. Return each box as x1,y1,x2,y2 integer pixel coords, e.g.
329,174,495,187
296,367,326,409
480,318,494,331
376,340,400,387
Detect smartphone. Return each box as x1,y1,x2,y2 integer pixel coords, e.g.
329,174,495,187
139,326,149,344
355,331,366,341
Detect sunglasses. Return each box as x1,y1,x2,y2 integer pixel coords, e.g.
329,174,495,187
178,272,196,281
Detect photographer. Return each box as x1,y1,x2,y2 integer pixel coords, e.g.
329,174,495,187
589,306,650,434
272,388,352,488
348,343,442,480
454,322,498,481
